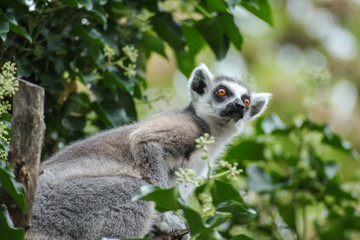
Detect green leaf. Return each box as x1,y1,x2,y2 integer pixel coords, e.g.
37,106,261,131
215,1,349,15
182,22,206,56
80,44,102,63
90,102,113,128
63,0,80,8
17,58,33,78
239,0,273,25
73,26,105,46
151,13,185,54
325,181,357,202
175,22,206,77
246,165,274,193
207,0,229,12
0,15,9,41
195,16,229,60
103,66,129,93
200,229,225,240
92,6,107,30
277,202,296,230
0,205,25,240
6,15,32,43
78,0,93,10
217,12,243,50
178,201,206,235
99,100,128,127
141,34,167,58
211,180,244,206
0,162,26,213
61,92,91,117
205,214,229,228
308,146,326,178
0,143,7,154
231,234,256,240
61,115,86,131
322,126,359,160
175,51,196,78
224,140,265,162
216,201,257,221
79,72,99,84
132,185,181,212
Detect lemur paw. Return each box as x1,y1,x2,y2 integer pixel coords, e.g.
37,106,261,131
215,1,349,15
152,212,189,239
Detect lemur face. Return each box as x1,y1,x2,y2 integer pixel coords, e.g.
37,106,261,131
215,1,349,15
212,76,251,122
188,64,271,123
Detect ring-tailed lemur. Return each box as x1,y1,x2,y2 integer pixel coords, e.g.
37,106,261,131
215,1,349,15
27,64,271,240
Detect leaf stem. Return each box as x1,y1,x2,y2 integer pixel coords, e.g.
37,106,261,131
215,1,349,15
190,0,212,18
210,170,231,179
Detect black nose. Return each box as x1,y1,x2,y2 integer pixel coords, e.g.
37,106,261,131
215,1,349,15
234,100,245,110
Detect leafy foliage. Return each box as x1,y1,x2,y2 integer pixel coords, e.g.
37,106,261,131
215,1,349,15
0,161,26,213
0,205,25,240
0,0,272,158
0,161,26,240
224,114,360,240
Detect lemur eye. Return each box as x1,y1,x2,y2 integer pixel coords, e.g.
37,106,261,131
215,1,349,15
243,99,250,107
217,88,227,96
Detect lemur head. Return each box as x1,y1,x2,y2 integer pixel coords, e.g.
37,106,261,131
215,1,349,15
188,63,271,127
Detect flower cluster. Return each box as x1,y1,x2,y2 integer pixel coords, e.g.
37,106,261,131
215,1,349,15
102,45,138,79
174,168,200,187
0,62,19,99
0,61,18,161
0,122,9,145
218,160,243,180
103,45,116,62
0,100,11,116
195,133,215,161
131,9,153,33
176,133,244,186
122,45,138,63
198,192,215,218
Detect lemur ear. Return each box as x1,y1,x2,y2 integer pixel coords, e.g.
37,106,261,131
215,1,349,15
249,93,272,120
188,63,213,97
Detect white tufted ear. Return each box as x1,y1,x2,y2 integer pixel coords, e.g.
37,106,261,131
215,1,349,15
248,93,272,120
188,63,214,99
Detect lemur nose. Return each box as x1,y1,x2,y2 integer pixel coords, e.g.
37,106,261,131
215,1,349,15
234,100,245,110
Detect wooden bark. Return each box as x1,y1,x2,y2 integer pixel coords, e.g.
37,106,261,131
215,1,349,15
4,79,45,229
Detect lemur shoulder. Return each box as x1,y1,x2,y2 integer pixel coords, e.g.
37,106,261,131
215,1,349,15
27,64,271,240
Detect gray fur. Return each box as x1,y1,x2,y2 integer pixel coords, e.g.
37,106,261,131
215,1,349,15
27,64,271,240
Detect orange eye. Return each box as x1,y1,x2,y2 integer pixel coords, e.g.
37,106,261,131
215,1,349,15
217,88,227,96
243,99,250,107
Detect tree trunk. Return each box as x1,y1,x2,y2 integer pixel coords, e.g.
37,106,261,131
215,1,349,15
3,79,45,229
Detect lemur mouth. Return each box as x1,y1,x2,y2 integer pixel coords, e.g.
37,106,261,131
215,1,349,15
219,98,246,122
219,110,244,122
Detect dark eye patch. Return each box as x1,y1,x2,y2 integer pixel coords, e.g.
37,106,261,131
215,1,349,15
241,94,251,108
213,85,233,102
241,94,251,101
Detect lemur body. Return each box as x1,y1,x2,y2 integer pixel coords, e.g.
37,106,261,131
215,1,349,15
27,64,271,240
